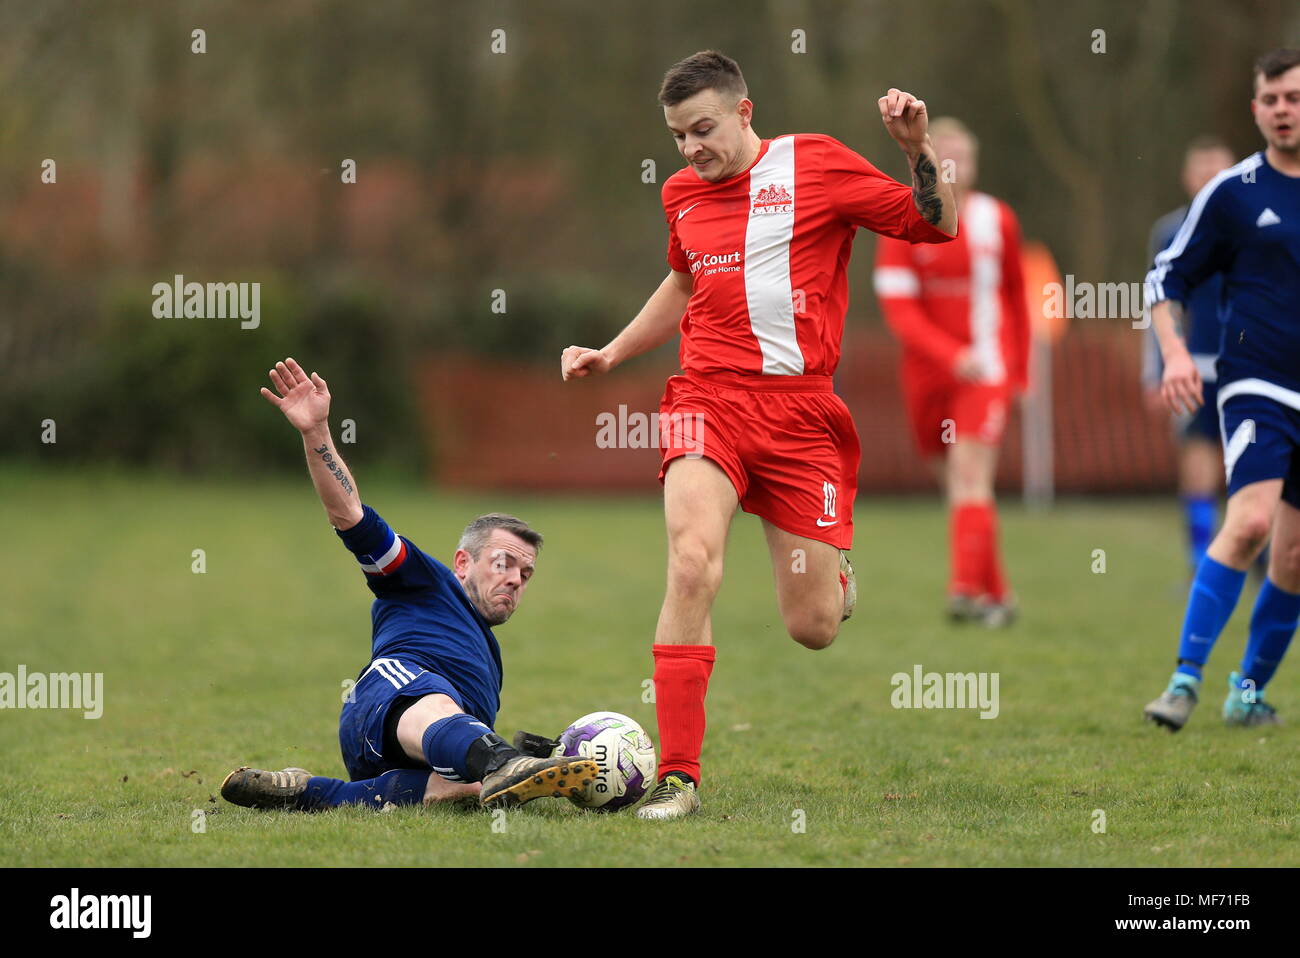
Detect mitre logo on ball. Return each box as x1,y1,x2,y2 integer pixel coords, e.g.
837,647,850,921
555,711,657,812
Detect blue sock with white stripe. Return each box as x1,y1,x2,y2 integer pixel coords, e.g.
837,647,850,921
296,769,430,811
1240,579,1300,691
422,713,493,782
1175,556,1247,681
1182,495,1216,572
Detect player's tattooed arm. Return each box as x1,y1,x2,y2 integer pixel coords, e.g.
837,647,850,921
910,150,945,227
259,357,364,530
301,428,363,530
312,442,354,497
878,87,958,235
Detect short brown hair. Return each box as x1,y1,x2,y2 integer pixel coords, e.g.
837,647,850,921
1254,48,1300,89
458,513,542,559
658,50,747,107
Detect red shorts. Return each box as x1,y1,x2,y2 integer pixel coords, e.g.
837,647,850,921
657,371,860,550
902,372,1009,459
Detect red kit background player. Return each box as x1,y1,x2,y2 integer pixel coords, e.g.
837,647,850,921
561,51,957,819
874,117,1030,627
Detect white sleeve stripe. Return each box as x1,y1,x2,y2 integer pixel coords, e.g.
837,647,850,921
1145,154,1258,307
358,532,404,574
873,267,921,297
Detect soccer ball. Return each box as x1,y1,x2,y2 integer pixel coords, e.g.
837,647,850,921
556,711,656,812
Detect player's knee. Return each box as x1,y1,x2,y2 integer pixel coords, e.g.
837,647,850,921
786,611,839,650
948,464,992,502
398,694,462,744
1269,538,1300,587
1221,512,1272,558
666,541,723,601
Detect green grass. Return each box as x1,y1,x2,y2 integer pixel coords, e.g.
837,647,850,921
1,466,1297,867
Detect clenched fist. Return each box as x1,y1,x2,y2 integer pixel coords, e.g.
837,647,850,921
561,345,613,381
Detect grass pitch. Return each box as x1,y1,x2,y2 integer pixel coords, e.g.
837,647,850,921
1,467,1297,867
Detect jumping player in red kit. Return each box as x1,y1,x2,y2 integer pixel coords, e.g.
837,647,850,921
561,50,957,820
874,118,1030,627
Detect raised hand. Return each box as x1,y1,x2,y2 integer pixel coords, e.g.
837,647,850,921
878,88,930,154
561,345,613,381
260,357,331,433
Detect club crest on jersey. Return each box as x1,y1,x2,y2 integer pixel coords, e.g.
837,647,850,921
752,183,793,215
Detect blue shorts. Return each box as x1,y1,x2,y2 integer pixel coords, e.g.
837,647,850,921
1219,385,1300,508
339,657,465,781
1180,379,1220,442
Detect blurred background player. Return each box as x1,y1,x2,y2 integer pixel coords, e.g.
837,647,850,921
1141,137,1236,573
874,117,1030,627
561,51,957,820
221,357,597,810
1143,49,1300,731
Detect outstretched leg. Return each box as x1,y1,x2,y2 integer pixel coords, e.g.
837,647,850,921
221,766,480,811
637,457,737,820
396,692,597,808
225,692,597,811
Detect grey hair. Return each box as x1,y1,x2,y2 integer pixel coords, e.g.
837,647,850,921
457,513,543,559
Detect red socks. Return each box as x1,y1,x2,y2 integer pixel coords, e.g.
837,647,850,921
950,501,1008,602
651,644,715,784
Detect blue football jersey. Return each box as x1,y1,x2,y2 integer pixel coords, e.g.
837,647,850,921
1147,152,1300,397
336,505,503,727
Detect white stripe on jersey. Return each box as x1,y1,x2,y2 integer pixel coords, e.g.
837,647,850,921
745,136,804,375
873,266,921,297
373,660,407,689
390,659,418,682
358,533,404,575
1146,154,1260,306
362,657,423,690
965,193,1005,383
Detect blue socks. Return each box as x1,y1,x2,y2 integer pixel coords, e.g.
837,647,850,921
1182,496,1217,572
296,769,431,811
1175,556,1247,681
1239,579,1300,691
421,713,492,783
291,713,495,812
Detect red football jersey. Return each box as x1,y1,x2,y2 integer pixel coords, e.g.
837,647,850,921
662,134,954,378
873,191,1030,391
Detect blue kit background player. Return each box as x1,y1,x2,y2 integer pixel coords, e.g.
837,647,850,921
1141,138,1235,572
1143,49,1300,731
221,357,597,810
